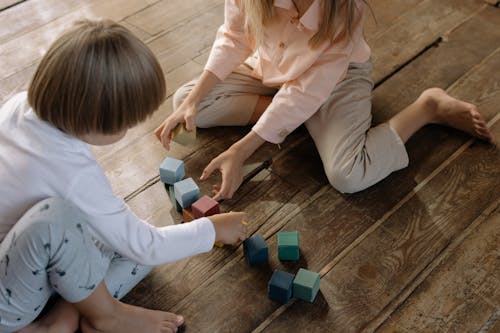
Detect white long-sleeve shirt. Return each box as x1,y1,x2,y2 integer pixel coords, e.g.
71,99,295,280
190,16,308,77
0,92,215,265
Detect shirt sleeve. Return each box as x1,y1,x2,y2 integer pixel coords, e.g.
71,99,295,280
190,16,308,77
204,0,254,80
67,166,216,266
252,2,366,144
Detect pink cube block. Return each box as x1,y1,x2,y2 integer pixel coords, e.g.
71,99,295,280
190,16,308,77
192,195,220,218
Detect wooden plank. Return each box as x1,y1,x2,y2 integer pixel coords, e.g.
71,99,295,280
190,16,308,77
125,0,222,36
0,0,158,80
256,52,500,333
0,0,82,43
369,0,487,82
0,0,23,11
374,205,499,333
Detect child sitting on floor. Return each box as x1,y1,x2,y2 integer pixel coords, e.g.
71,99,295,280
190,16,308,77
0,19,247,333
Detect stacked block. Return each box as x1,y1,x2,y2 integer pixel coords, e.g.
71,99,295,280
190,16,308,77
165,184,182,212
268,270,295,304
293,268,320,302
174,178,200,209
172,123,196,145
243,235,268,266
159,157,184,185
192,195,220,218
277,231,299,261
182,208,195,222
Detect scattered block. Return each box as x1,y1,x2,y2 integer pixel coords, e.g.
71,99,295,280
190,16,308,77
277,231,299,261
182,208,195,222
166,184,182,212
172,123,196,145
214,241,224,247
243,235,268,266
159,157,184,185
293,268,320,302
192,195,220,218
174,178,200,209
268,269,295,304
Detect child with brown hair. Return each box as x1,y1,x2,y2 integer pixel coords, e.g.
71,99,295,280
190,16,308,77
0,19,247,333
156,0,493,200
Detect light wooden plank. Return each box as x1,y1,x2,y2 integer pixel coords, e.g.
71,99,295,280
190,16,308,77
125,0,222,36
0,0,23,11
0,0,158,80
0,0,82,43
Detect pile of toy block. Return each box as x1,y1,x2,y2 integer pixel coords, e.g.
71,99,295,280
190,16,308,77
243,232,321,303
159,156,223,247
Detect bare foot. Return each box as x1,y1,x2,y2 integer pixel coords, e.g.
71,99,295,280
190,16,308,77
17,300,79,333
81,302,184,333
420,88,494,143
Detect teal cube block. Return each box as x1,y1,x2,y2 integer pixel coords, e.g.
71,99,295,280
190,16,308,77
165,184,182,212
174,178,200,208
159,157,184,185
278,231,299,261
293,268,320,302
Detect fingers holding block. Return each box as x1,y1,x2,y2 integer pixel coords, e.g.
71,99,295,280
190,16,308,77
172,123,196,146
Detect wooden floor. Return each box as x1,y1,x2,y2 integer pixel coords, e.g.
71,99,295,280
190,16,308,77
1,0,499,332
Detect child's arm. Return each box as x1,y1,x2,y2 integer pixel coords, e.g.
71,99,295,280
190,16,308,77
68,168,247,266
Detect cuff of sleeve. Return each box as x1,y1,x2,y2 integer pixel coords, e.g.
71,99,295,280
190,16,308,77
252,122,287,144
204,63,231,82
194,217,217,252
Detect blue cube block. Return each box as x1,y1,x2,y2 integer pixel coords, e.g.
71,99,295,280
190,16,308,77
159,157,184,185
278,231,300,261
293,268,320,302
268,269,295,303
174,178,200,209
243,235,268,266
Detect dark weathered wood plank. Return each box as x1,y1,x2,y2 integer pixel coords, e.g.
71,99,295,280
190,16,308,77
256,48,500,332
259,119,500,333
373,204,499,333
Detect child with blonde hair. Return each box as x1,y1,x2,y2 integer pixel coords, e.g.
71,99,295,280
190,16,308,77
156,0,493,199
0,19,247,333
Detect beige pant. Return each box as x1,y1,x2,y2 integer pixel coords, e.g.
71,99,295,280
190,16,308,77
174,62,409,193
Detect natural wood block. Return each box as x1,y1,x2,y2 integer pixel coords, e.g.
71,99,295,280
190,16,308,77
182,207,195,223
171,123,196,145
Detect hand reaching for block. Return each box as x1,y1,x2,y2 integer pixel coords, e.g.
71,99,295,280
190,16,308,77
210,212,248,245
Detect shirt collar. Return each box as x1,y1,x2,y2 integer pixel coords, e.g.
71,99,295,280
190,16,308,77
273,0,321,31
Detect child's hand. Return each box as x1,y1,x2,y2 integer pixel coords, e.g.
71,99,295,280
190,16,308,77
155,100,197,150
209,212,248,245
200,147,245,201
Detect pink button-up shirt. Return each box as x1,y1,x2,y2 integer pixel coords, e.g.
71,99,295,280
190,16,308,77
205,0,371,144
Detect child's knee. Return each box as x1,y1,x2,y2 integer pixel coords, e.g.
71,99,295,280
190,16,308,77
325,165,367,194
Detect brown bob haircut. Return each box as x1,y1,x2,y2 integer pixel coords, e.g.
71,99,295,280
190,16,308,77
28,19,166,135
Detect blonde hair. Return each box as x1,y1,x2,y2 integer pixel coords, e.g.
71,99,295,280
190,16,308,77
28,19,166,136
240,0,362,48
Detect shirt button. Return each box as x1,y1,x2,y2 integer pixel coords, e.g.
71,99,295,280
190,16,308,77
279,42,285,48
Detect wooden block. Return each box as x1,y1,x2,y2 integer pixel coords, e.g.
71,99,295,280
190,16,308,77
166,184,182,212
171,123,196,145
293,268,320,302
268,269,295,304
214,241,224,248
174,178,200,208
243,235,268,266
277,231,300,261
182,207,195,223
192,195,220,218
159,157,184,185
